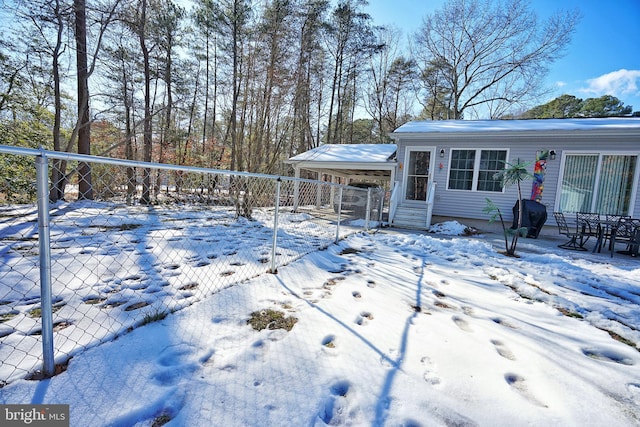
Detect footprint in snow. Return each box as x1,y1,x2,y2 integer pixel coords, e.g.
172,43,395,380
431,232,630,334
266,328,288,342
452,315,473,332
316,381,361,426
323,276,346,288
355,312,373,326
491,339,516,360
433,290,446,298
627,383,640,404
420,356,441,386
152,344,200,386
322,335,336,348
492,317,518,329
582,348,635,365
248,339,273,361
321,335,338,356
462,306,474,316
505,373,547,407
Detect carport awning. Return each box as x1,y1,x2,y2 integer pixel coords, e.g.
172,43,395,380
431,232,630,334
285,144,397,181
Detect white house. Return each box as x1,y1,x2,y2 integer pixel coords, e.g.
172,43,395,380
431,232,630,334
287,118,640,234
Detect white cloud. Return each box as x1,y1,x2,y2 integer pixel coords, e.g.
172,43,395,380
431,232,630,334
580,69,640,98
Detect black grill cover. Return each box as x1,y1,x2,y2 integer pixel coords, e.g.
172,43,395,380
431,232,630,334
512,199,547,238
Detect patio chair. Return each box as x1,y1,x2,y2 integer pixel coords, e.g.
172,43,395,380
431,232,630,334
610,218,640,258
632,227,640,257
605,214,630,222
604,214,631,250
553,212,588,251
577,212,599,239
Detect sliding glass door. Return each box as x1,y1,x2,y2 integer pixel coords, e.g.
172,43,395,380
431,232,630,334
559,153,638,215
596,155,637,215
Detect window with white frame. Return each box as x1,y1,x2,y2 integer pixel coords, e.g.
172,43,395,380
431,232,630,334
448,149,508,192
559,153,638,215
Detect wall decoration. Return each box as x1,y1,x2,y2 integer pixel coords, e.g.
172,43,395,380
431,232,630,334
531,150,548,202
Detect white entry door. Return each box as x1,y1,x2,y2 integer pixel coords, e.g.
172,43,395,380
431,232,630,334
404,147,434,202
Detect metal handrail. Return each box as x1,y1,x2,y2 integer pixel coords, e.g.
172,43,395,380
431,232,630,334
0,145,346,187
425,181,436,228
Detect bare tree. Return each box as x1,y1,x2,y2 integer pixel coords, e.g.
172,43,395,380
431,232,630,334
193,0,221,165
366,26,417,141
210,0,252,172
323,0,377,144
414,0,580,119
417,57,456,120
131,0,154,205
246,0,296,174
11,0,72,201
13,0,119,201
102,33,139,203
289,0,329,154
152,0,185,194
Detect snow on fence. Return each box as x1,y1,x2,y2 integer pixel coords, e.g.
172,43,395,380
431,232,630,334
0,146,387,386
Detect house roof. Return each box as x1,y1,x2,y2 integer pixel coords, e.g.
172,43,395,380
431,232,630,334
392,118,640,134
287,144,397,163
285,144,397,181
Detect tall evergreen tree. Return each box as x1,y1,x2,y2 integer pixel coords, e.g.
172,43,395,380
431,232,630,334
516,94,633,119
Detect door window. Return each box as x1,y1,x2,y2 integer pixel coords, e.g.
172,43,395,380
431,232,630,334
405,151,431,200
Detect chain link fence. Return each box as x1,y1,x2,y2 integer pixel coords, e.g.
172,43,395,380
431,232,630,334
0,146,388,386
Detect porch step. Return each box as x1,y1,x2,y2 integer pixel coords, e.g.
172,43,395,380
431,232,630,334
391,206,429,230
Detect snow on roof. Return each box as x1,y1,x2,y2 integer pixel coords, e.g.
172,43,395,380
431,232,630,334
393,118,640,134
287,144,397,163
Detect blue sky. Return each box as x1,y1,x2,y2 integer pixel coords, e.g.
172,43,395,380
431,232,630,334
366,0,640,113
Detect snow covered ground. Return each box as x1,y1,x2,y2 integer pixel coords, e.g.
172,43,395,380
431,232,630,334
1,209,640,426
0,201,368,384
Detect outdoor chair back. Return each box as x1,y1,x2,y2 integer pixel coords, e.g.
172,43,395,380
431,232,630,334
606,214,630,223
610,217,640,258
577,212,599,238
603,214,630,250
553,212,588,251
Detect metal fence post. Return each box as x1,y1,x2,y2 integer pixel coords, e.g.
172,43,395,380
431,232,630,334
365,187,372,230
270,178,281,274
36,154,55,377
335,187,342,243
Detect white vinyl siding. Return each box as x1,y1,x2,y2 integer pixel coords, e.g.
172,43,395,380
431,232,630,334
447,149,507,192
393,124,640,225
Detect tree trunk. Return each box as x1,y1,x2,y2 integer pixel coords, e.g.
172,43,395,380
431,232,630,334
75,0,93,200
50,0,66,202
139,0,153,205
